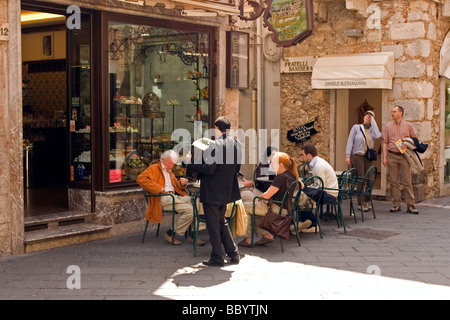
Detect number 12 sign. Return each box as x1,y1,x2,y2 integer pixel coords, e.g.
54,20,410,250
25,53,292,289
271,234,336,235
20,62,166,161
0,23,10,41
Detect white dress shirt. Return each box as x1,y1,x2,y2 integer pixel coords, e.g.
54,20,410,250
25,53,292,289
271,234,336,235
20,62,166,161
161,162,175,193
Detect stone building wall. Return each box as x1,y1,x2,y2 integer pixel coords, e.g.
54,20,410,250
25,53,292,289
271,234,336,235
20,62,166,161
0,0,23,256
280,0,450,199
0,0,10,255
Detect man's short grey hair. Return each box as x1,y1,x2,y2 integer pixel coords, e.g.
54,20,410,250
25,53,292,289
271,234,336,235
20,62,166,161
161,150,178,162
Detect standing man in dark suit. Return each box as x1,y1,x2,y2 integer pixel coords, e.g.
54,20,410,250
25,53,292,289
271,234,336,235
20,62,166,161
187,116,241,266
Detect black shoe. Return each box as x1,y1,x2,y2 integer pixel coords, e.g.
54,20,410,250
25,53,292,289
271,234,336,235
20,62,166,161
227,255,240,265
203,260,225,267
407,206,419,214
390,206,401,212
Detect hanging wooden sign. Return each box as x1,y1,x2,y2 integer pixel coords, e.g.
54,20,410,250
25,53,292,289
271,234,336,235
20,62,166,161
226,31,249,89
263,0,314,47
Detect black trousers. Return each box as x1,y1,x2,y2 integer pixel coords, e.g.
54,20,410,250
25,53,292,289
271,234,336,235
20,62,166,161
202,203,239,263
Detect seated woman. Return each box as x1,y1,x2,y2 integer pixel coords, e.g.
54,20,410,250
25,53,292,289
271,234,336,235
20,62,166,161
238,151,298,247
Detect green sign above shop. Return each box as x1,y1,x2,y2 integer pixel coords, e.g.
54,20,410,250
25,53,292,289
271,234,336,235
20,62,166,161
263,0,314,47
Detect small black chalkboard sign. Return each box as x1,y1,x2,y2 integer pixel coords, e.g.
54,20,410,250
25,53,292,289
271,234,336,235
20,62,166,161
287,121,318,143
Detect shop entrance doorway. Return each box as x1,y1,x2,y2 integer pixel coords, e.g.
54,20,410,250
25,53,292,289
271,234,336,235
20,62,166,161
21,8,69,216
335,89,383,192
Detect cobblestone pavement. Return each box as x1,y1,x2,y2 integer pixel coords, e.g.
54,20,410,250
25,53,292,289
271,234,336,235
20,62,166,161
1,197,450,300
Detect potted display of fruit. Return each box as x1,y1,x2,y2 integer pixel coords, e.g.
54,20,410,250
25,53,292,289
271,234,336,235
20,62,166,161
124,152,146,180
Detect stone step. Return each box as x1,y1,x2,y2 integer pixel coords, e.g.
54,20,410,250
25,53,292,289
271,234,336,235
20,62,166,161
24,224,112,253
24,211,93,231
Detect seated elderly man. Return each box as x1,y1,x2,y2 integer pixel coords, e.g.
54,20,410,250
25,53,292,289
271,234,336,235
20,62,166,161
137,150,205,246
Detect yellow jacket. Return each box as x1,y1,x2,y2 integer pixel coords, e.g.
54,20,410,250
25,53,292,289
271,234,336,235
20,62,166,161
226,200,248,238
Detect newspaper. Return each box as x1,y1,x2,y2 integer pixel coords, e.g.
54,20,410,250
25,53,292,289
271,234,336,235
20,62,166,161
192,138,214,151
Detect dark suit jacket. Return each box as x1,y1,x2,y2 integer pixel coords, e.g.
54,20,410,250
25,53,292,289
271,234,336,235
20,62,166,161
188,133,241,205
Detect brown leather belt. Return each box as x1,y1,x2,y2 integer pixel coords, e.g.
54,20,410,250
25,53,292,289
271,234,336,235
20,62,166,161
388,150,402,156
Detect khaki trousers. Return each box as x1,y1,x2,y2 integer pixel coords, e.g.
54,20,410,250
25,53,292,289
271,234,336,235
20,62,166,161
387,153,415,207
160,195,203,237
240,188,263,203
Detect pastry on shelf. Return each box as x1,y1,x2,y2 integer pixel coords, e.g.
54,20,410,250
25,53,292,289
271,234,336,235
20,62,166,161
114,95,142,104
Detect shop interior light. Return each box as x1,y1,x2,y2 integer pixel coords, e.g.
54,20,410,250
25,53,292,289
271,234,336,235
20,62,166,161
181,10,218,17
21,11,65,23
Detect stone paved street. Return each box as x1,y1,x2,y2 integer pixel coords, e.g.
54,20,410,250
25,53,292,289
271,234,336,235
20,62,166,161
1,197,450,300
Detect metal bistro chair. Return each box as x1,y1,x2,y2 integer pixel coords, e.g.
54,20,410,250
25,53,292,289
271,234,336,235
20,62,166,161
300,162,312,179
191,190,204,257
191,190,238,257
324,171,350,234
253,165,274,193
333,169,348,221
286,180,303,247
357,166,378,221
141,190,177,244
300,175,324,239
252,166,259,185
250,180,300,252
337,170,348,187
343,168,359,223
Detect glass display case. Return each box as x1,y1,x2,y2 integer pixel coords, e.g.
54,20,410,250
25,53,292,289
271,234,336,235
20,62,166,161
107,17,212,185
109,96,171,181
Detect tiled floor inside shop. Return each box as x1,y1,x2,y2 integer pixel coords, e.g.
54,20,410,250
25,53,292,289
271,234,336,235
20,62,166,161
24,186,69,217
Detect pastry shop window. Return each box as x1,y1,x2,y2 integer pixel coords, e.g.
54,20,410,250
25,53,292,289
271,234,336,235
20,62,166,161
445,79,450,184
106,14,213,186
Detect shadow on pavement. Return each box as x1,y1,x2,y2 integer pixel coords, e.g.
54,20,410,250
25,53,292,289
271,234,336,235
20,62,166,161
1,198,450,299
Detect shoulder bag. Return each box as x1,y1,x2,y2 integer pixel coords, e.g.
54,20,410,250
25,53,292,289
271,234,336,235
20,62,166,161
257,180,292,240
360,126,377,162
